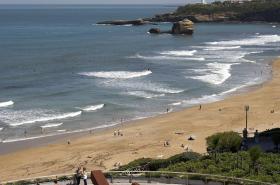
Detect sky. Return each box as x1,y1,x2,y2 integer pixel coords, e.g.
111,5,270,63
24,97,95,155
0,0,217,5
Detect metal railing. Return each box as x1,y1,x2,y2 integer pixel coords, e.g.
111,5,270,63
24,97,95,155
1,171,277,185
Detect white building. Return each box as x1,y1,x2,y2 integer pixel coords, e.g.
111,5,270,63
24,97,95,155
201,0,207,4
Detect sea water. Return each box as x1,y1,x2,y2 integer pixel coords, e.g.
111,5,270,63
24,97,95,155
0,5,279,141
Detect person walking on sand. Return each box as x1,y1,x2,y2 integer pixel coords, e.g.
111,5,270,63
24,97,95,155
82,167,88,185
75,166,82,185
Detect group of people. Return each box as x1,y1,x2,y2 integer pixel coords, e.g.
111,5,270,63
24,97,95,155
75,166,88,185
114,129,123,136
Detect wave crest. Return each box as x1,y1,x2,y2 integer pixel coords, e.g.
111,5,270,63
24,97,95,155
80,104,105,112
40,123,63,129
207,34,280,46
79,70,152,79
2,110,82,127
131,54,205,61
189,63,233,85
0,101,14,108
159,50,197,56
127,91,165,99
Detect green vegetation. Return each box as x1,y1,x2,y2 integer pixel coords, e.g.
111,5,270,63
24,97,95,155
206,131,242,153
118,131,280,184
174,0,280,22
118,151,280,183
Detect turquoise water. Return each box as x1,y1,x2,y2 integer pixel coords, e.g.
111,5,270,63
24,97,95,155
0,5,279,141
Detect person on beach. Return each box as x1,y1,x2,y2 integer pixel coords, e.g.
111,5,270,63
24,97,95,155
53,179,59,185
75,166,82,185
82,167,88,185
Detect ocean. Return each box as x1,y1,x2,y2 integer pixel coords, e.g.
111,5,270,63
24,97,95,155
0,5,279,142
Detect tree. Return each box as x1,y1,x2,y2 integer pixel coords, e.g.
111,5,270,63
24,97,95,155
249,146,262,174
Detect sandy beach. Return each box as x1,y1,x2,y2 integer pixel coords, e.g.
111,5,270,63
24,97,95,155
1,59,280,182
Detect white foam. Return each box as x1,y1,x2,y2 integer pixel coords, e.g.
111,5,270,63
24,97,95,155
183,94,220,105
0,128,3,131
57,129,66,132
159,50,197,56
170,102,182,106
101,80,184,94
2,122,119,143
0,101,14,108
79,70,152,79
207,35,280,46
80,104,105,112
220,77,262,96
190,62,233,85
7,111,82,127
131,54,205,61
203,46,241,51
40,123,63,129
126,91,165,99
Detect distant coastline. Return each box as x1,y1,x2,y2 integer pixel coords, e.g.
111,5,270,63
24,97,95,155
144,0,280,23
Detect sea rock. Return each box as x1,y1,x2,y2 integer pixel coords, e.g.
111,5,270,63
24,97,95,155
171,19,194,34
97,19,149,26
149,28,161,34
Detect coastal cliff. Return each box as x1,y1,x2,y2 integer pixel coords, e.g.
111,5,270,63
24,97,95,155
145,0,280,23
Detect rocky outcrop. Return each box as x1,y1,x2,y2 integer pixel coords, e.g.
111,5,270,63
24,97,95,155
171,19,194,34
148,19,194,35
148,28,161,34
144,13,198,23
97,19,150,26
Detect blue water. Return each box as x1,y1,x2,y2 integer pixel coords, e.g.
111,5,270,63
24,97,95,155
0,5,279,141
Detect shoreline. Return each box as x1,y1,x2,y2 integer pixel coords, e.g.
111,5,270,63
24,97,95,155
0,59,279,182
0,62,271,155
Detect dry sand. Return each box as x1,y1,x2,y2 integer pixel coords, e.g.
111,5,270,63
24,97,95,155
1,59,280,182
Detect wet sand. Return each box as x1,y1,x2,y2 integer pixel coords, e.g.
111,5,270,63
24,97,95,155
1,59,280,182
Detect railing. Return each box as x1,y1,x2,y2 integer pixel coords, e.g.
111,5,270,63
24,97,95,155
1,171,277,185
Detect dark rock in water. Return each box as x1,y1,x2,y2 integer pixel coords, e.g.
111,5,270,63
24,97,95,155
97,19,149,26
148,19,194,35
149,28,161,34
171,19,194,35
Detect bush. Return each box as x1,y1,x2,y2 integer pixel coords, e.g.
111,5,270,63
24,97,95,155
206,131,242,153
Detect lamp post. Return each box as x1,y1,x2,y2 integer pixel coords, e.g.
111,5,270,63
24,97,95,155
244,105,249,130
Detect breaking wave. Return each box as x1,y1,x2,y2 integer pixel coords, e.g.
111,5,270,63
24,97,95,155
79,70,152,79
203,46,241,51
190,63,233,85
100,80,184,94
126,91,165,99
1,110,82,127
170,102,182,106
183,94,220,105
0,101,14,108
40,123,63,129
80,104,105,112
131,54,205,61
159,50,197,56
207,34,280,46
